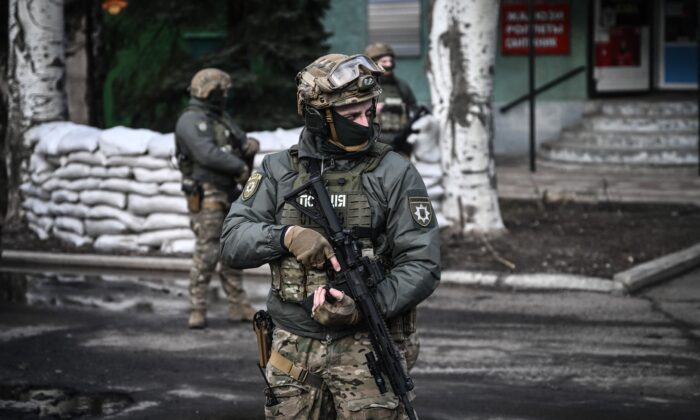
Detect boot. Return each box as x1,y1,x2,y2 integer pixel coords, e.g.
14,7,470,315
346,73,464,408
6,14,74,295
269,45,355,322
188,309,207,329
229,303,257,322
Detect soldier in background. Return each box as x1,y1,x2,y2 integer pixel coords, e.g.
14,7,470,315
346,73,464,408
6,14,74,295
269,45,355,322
364,42,418,157
175,68,259,329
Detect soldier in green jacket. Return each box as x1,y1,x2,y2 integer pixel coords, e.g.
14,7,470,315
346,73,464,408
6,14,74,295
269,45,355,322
175,68,259,329
364,42,418,156
221,54,440,419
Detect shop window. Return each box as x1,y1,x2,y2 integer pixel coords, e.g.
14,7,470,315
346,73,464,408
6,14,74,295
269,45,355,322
367,0,421,56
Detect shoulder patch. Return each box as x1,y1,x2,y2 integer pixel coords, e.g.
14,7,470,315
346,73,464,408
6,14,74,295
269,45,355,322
197,121,208,132
241,171,263,201
407,193,435,228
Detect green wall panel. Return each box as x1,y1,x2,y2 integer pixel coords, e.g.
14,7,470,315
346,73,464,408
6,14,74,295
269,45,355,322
323,0,432,106
494,1,589,103
323,0,367,55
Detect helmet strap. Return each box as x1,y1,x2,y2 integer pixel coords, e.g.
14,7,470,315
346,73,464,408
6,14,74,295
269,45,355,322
325,109,340,144
304,106,329,138
370,98,381,142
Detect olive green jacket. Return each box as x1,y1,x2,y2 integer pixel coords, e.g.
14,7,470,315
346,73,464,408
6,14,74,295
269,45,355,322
174,98,248,189
220,130,441,340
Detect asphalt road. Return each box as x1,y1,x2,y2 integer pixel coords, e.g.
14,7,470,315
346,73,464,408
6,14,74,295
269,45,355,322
1,266,699,419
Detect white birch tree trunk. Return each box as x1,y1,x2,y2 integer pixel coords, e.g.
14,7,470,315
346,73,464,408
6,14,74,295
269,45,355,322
6,0,66,220
428,0,505,235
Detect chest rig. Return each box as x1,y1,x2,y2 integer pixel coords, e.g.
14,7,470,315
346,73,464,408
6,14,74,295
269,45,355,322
378,81,407,133
270,146,388,303
271,143,417,341
213,112,246,155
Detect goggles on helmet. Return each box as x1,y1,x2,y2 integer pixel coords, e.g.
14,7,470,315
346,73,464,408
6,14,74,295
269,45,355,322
328,54,384,90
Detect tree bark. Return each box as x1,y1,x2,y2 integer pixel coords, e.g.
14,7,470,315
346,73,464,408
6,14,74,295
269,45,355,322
1,1,10,237
427,0,505,235
6,0,67,221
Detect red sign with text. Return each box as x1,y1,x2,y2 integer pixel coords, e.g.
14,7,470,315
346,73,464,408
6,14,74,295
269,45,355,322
501,3,570,55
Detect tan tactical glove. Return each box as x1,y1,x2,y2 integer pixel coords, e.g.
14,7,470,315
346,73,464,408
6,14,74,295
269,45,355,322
242,137,260,158
284,226,335,269
312,288,361,327
235,164,250,184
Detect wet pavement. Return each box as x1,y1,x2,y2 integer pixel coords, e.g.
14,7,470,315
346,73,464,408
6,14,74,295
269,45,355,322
1,265,699,419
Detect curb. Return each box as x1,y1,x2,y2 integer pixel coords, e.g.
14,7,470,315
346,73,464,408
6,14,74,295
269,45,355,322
441,271,623,293
4,246,699,294
3,250,621,293
613,243,700,293
0,250,271,277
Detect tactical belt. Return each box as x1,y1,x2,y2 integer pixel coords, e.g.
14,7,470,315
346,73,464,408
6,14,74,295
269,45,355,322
202,200,225,210
269,350,323,389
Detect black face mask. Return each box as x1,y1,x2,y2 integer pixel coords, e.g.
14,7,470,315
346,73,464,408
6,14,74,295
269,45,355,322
207,89,227,112
330,107,374,149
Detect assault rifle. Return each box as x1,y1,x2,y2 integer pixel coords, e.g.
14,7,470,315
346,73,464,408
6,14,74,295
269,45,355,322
283,159,418,420
392,105,431,157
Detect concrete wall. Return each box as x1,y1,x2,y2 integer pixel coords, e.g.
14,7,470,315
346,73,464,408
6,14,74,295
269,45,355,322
493,101,585,155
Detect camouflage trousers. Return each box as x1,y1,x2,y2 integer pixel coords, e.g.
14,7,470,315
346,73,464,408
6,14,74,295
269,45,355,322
264,328,412,419
189,186,247,310
396,331,420,373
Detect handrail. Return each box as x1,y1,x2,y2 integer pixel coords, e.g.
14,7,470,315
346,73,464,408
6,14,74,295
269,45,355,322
500,65,586,114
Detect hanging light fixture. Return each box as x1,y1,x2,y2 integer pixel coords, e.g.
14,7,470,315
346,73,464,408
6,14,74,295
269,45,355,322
102,0,128,15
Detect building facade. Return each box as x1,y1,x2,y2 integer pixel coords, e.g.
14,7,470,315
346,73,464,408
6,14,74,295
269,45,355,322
324,0,698,158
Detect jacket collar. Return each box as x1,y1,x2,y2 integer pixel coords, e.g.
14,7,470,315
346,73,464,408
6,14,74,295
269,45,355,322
189,97,222,115
297,128,325,160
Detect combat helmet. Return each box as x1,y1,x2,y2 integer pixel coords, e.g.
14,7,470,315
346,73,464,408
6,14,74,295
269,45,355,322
296,53,384,116
296,54,385,152
189,68,232,99
364,42,394,61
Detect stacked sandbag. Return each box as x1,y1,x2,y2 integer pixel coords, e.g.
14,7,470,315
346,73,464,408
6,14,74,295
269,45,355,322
21,123,192,252
20,121,446,254
248,126,303,168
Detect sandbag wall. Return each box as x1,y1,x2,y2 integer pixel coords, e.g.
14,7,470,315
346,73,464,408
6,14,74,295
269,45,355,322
20,122,446,254
21,122,193,253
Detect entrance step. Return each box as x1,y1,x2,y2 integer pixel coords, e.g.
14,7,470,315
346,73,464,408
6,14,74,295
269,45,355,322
540,99,699,167
540,142,697,166
585,100,698,117
582,115,698,133
535,158,698,174
560,130,697,149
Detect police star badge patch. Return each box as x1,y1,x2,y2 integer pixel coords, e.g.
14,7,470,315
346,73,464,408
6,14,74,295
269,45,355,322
408,194,434,227
242,172,262,201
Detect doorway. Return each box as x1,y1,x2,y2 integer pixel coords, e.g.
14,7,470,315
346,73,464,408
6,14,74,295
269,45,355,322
657,0,698,89
591,0,652,94
591,0,698,95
